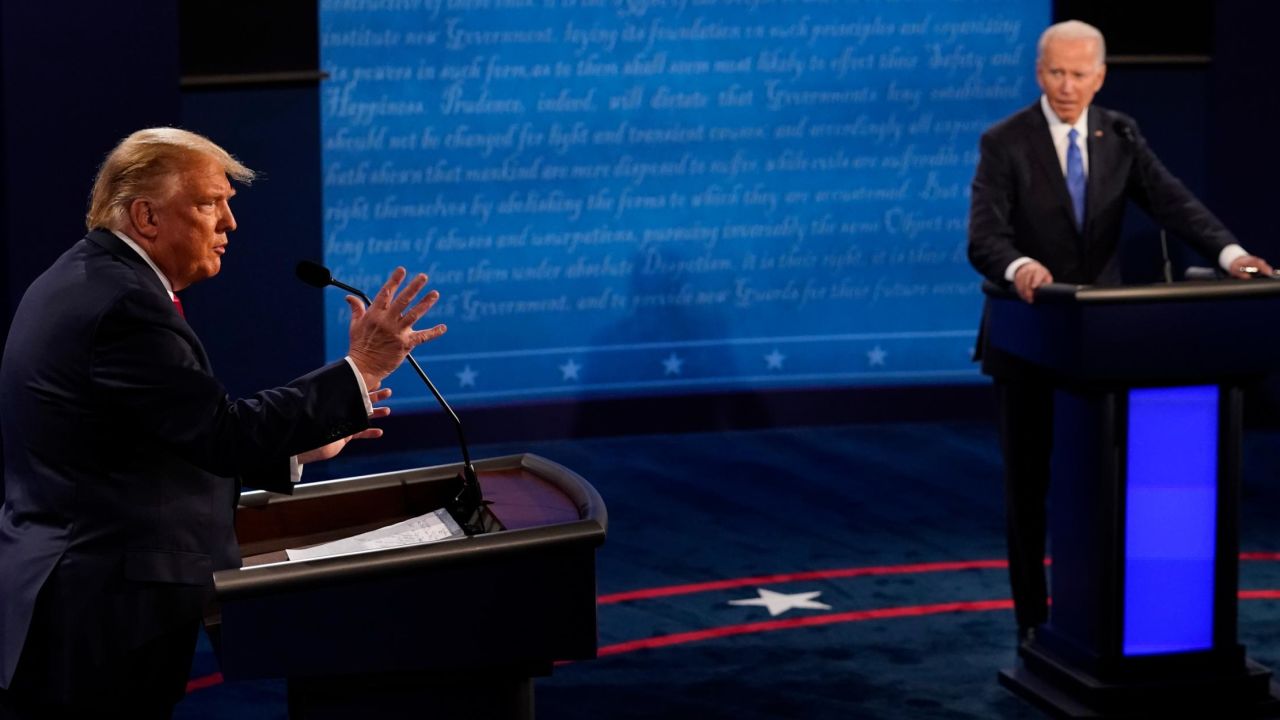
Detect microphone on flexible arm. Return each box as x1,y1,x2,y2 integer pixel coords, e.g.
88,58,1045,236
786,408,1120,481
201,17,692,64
1113,120,1277,281
1112,120,1177,283
295,260,492,535
1112,119,1136,145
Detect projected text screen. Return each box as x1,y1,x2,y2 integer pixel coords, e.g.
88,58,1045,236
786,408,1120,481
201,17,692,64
320,0,1048,408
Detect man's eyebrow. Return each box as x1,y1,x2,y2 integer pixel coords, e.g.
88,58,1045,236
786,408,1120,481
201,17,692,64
202,186,235,200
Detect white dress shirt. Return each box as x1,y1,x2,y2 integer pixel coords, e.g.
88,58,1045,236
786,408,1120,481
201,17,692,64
1040,94,1090,177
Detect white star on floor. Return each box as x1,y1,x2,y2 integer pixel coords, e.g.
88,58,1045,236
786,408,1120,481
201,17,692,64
559,358,582,381
662,352,684,376
764,349,786,370
728,588,832,617
867,345,887,366
456,365,478,387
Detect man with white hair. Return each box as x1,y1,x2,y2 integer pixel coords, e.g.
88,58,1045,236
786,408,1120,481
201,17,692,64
967,21,1271,643
0,128,447,718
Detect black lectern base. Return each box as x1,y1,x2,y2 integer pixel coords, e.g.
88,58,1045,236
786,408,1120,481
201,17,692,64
1000,643,1280,718
286,670,535,720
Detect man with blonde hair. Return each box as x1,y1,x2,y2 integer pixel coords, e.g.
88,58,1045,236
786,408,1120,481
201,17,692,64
968,20,1272,644
0,128,446,718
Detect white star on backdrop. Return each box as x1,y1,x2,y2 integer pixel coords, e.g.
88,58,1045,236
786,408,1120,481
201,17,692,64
456,365,478,387
764,349,786,370
867,345,887,366
559,358,582,381
662,352,684,376
729,588,832,617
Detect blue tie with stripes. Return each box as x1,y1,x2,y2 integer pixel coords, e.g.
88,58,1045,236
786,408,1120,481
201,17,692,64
1066,127,1086,229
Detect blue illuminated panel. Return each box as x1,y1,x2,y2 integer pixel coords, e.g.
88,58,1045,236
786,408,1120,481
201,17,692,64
1123,386,1218,656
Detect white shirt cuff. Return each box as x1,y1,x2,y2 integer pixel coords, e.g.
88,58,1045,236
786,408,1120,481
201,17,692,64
344,356,374,416
1004,257,1034,282
1218,244,1248,271
290,455,303,484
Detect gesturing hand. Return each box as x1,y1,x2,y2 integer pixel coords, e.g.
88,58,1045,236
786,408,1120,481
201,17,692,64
347,267,447,389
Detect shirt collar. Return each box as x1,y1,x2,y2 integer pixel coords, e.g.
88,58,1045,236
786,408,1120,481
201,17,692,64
110,229,175,299
1040,95,1089,137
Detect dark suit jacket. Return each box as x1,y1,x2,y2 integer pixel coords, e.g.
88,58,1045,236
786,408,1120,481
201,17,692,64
968,101,1238,375
0,230,370,700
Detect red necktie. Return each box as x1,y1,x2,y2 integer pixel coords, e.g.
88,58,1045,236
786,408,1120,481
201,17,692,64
172,295,185,319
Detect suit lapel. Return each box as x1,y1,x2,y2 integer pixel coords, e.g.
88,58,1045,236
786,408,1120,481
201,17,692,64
1022,105,1081,235
1083,106,1111,243
85,230,214,372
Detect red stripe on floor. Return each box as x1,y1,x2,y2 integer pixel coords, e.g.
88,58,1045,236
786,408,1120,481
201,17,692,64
597,599,1014,656
597,559,1010,604
188,552,1280,691
600,552,1280,604
185,671,223,692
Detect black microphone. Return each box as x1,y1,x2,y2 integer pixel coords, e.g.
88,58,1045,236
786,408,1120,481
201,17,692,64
1112,119,1136,144
296,260,345,295
295,261,491,535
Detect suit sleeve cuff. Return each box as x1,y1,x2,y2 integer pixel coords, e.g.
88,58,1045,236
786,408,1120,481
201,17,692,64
344,356,374,416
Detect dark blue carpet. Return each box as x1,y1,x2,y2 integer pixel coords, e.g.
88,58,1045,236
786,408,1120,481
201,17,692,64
174,422,1280,719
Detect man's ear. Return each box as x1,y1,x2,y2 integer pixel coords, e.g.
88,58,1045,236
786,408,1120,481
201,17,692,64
127,198,159,240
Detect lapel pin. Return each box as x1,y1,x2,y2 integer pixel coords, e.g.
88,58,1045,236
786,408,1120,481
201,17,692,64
1094,130,1104,137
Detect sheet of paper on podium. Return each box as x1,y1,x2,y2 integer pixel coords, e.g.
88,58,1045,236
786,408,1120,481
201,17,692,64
285,508,465,562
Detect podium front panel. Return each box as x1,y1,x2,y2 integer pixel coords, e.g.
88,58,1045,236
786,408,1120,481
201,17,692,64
985,281,1279,714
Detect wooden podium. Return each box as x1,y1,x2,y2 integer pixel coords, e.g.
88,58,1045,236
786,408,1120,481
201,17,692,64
206,453,607,720
985,280,1280,718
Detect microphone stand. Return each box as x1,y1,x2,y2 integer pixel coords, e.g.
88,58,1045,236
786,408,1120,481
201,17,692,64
1115,122,1177,286
1160,229,1173,284
323,274,491,535
405,356,486,532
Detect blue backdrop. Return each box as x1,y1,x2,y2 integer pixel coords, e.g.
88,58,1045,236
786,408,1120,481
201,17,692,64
320,0,1050,409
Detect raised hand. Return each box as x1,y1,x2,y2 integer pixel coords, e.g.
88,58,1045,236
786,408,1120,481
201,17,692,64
346,267,446,389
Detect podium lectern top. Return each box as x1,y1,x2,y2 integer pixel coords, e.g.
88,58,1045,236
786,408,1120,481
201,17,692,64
210,453,606,681
983,280,1280,381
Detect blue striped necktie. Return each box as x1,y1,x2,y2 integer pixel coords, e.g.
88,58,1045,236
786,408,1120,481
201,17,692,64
1066,127,1086,229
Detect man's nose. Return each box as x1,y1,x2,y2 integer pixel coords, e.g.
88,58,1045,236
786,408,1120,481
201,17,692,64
220,203,237,233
